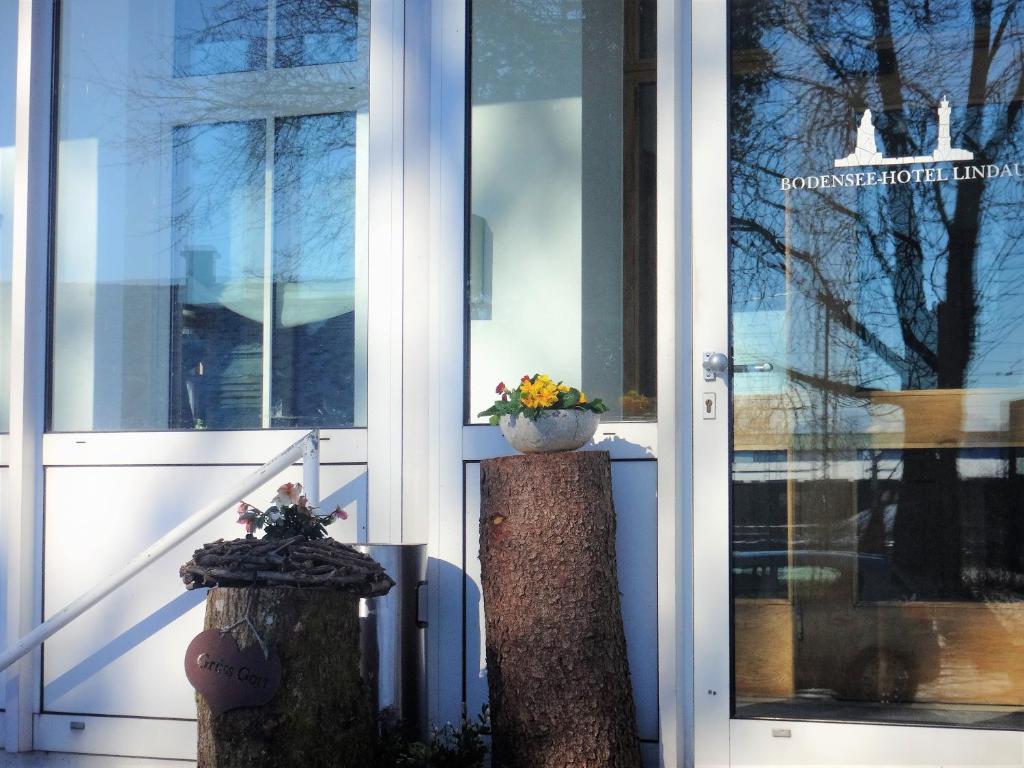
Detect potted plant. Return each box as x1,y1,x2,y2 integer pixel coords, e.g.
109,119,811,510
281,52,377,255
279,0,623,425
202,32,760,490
478,374,607,453
180,482,393,768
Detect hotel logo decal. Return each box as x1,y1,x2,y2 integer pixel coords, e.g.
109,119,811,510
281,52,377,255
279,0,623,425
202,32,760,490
781,96,1023,190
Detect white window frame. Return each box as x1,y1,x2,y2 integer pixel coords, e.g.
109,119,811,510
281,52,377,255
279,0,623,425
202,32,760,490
4,0,53,753
3,0,408,757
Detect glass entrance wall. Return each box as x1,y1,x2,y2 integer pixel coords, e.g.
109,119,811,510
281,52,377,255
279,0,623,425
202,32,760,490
730,0,1024,728
50,0,369,431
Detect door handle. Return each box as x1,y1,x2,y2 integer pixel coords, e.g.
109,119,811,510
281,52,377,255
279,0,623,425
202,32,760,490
733,362,774,374
702,351,729,381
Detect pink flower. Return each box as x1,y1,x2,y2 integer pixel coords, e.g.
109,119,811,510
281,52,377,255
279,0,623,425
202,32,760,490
333,505,349,521
237,502,258,533
236,502,257,523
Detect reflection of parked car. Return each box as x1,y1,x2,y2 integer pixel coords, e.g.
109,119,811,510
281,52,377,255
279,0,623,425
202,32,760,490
733,550,941,703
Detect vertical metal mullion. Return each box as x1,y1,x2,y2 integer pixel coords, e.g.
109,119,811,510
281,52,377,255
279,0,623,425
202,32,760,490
4,0,55,752
260,0,277,428
366,0,405,544
690,0,731,766
657,0,693,766
425,0,466,730
261,117,274,429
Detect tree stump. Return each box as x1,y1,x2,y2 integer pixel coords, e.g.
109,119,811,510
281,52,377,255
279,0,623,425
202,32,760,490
479,450,641,768
195,586,375,768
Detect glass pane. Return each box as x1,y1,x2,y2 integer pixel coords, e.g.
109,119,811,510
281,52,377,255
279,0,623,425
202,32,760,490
272,113,358,427
51,0,369,431
275,0,362,68
174,0,268,77
171,121,265,430
730,0,1024,728
0,0,15,433
468,0,657,422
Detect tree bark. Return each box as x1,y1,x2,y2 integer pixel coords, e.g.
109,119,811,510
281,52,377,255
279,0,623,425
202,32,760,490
196,586,374,768
479,450,641,768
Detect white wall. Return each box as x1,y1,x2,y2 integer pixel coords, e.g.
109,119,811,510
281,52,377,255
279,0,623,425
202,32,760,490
469,96,584,412
468,1,625,420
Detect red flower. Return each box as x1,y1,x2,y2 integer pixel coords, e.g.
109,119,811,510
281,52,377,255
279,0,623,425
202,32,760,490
521,375,530,382
495,382,506,394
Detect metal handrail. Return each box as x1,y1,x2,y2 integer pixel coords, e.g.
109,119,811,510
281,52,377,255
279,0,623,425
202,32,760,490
0,429,320,673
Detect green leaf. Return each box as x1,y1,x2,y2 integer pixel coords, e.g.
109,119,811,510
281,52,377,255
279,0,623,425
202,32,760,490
560,390,581,408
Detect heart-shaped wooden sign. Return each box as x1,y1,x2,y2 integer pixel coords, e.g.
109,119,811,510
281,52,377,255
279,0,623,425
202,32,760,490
184,629,282,715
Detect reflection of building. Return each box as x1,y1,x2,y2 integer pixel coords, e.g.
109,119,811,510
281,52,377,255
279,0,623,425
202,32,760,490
835,96,974,167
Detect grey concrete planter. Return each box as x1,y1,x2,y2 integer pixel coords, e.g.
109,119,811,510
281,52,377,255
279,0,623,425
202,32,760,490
498,410,600,453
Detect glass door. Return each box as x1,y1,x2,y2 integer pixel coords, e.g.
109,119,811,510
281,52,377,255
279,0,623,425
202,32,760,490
694,0,1024,764
26,0,384,758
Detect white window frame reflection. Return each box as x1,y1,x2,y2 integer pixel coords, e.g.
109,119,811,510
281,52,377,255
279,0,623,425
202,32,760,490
164,88,369,430
51,4,370,432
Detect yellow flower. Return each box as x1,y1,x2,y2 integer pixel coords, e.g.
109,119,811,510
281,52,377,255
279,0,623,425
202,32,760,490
522,389,558,408
579,391,588,404
518,374,559,408
557,384,570,392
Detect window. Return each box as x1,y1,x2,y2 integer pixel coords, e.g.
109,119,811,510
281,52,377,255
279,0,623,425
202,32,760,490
467,0,657,422
51,0,369,431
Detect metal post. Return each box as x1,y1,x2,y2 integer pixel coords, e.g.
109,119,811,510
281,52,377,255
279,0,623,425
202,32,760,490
4,0,56,752
302,429,320,507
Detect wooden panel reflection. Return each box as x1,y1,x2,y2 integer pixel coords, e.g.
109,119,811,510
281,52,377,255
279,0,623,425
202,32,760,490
733,389,1024,451
735,600,1024,706
734,599,795,698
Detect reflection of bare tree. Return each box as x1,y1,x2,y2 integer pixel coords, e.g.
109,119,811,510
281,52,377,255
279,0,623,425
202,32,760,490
472,0,589,103
731,0,1024,596
59,0,367,429
70,0,368,276
174,0,360,74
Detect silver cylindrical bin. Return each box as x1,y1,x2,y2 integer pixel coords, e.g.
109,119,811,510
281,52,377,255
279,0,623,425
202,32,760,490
355,543,427,739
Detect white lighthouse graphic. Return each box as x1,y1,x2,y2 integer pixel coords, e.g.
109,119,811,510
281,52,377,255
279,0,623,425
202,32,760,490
835,96,973,167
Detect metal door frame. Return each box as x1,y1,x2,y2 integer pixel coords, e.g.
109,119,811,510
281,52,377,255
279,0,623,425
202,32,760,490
690,2,1024,765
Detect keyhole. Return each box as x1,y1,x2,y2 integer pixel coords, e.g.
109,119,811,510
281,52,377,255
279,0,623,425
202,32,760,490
705,398,713,414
